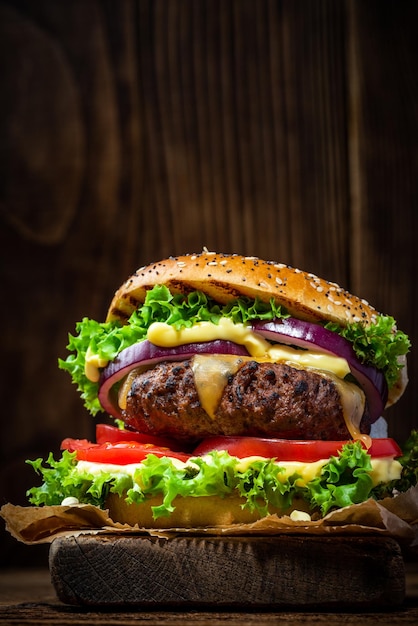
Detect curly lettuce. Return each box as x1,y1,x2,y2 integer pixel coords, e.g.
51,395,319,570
307,442,374,514
325,316,410,388
26,442,379,520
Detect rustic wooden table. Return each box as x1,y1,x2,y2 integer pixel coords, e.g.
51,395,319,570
1,563,418,625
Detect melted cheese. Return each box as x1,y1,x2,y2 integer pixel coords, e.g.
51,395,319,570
369,457,402,484
147,318,350,378
84,346,109,383
118,368,143,411
319,371,371,448
191,355,245,419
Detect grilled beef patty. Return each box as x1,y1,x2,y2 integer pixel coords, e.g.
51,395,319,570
121,359,370,442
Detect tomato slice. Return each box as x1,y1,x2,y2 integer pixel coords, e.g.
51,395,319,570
95,423,185,451
192,436,402,462
61,437,92,452
61,431,402,466
61,438,191,464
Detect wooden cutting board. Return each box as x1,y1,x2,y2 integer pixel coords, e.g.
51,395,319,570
49,534,405,608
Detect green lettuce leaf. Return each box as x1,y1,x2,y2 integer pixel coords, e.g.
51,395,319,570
26,443,378,520
325,315,410,388
305,442,373,515
235,459,297,516
26,451,106,508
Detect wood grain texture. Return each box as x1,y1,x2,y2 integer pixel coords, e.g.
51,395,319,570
3,565,418,626
346,1,418,442
1,0,418,566
49,534,405,608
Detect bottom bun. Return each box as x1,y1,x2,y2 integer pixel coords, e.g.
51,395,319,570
106,493,312,528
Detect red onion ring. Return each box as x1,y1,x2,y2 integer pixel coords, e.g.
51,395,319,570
98,340,250,418
252,318,388,423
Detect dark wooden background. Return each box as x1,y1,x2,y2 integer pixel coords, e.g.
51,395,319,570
1,0,418,566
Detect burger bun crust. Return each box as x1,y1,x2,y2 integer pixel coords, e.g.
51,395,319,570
107,251,380,328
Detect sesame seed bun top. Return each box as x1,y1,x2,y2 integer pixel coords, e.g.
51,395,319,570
106,251,379,327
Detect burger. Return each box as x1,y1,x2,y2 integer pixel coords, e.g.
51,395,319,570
27,251,414,528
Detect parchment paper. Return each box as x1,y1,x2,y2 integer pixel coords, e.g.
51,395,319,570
2,485,418,548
